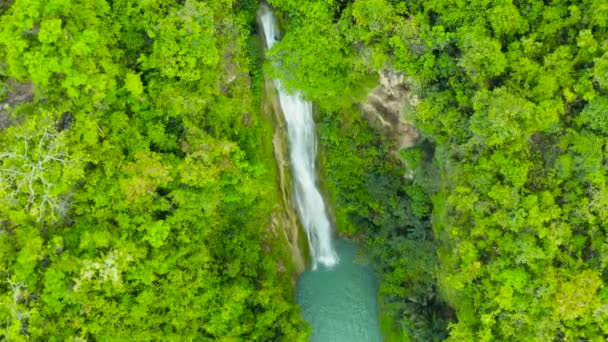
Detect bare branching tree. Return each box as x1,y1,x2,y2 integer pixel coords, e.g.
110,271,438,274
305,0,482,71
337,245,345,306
0,126,70,221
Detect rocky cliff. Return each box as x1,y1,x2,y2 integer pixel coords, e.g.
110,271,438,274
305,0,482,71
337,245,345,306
361,66,420,162
262,77,307,275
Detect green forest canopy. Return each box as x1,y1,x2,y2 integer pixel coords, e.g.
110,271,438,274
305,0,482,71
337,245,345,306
267,0,608,340
1,0,607,341
0,0,308,340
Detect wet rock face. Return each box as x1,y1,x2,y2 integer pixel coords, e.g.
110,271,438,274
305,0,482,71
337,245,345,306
263,78,307,276
361,66,419,151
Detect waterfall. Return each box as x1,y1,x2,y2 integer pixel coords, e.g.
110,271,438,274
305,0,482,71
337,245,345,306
259,6,338,268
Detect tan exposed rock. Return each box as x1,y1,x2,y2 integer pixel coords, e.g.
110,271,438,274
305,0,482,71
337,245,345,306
361,66,419,151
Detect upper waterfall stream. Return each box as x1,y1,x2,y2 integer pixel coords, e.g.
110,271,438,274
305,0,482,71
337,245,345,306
259,6,338,268
259,5,382,341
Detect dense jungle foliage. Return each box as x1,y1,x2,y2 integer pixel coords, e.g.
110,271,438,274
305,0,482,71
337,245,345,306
267,0,608,341
0,0,309,340
2,0,608,341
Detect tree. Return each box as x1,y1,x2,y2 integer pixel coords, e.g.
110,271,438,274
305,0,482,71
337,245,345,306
0,118,81,222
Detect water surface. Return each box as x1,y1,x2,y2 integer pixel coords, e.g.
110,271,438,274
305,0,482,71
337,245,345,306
296,239,382,342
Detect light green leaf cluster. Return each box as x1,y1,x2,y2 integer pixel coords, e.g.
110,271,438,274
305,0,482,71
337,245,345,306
0,0,308,340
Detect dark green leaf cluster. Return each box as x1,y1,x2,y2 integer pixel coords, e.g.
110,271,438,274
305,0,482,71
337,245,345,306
316,110,450,341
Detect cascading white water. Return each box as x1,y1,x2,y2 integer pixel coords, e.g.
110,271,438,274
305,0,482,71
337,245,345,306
259,6,338,268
